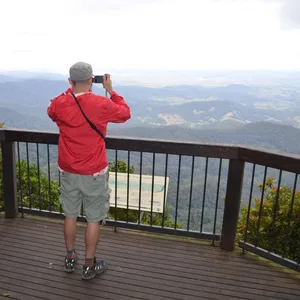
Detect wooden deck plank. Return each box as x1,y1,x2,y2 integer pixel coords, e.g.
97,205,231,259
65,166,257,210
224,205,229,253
0,270,159,300
1,219,296,279
0,264,216,300
0,289,45,300
0,220,300,296
0,217,278,263
1,254,298,300
0,278,79,300
0,217,287,265
0,250,232,300
1,230,298,288
1,223,299,288
0,229,292,283
2,231,300,294
0,217,291,275
2,230,299,294
0,217,300,300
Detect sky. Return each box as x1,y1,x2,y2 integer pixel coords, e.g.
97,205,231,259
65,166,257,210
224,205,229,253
0,0,300,73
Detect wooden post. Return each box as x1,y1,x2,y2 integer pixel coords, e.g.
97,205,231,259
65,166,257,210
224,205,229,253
1,141,18,218
220,159,245,251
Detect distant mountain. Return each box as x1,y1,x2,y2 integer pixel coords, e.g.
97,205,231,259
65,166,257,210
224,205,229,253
0,79,68,105
0,77,300,130
0,106,55,131
0,75,17,83
113,84,258,104
0,79,69,128
133,99,273,127
109,122,300,155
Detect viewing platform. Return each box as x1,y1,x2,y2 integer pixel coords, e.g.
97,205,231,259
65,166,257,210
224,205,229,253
0,128,300,299
1,217,300,300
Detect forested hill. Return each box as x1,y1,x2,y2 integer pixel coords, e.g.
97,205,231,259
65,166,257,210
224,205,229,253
108,121,300,155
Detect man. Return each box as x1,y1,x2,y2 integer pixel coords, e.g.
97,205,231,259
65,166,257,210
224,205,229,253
47,61,131,280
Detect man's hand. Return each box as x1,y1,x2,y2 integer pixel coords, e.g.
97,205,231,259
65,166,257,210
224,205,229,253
103,74,113,95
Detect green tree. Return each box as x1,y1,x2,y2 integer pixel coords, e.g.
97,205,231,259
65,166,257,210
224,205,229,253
109,160,134,173
0,156,60,212
237,177,300,261
15,160,60,212
0,122,60,212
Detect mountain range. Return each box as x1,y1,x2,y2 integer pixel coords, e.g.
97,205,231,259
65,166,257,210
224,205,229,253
0,72,299,157
0,74,300,131
109,122,300,155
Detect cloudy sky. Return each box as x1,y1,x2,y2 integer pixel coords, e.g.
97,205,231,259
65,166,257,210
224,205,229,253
0,0,300,73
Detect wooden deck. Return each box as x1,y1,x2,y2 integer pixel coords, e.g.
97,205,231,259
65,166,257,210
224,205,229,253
0,217,300,300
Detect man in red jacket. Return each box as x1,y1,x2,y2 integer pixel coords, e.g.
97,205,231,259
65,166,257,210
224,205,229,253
47,61,131,280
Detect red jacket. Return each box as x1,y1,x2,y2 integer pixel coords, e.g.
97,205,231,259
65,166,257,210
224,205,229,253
47,88,131,175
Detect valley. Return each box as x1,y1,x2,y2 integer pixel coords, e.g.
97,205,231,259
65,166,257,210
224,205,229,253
0,74,300,131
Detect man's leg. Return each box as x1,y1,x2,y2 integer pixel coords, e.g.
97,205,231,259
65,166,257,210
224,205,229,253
85,221,100,261
81,173,110,280
64,216,77,255
59,172,81,272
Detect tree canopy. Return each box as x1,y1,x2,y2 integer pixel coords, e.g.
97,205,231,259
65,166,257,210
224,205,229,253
237,177,300,262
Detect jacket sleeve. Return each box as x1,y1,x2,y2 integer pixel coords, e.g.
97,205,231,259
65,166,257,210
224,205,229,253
47,89,72,122
102,91,131,123
47,98,57,122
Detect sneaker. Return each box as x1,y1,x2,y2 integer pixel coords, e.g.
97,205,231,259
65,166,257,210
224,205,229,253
64,252,77,273
81,258,107,280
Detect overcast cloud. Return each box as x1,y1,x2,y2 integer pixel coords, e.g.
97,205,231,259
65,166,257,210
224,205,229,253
0,0,299,73
280,0,300,29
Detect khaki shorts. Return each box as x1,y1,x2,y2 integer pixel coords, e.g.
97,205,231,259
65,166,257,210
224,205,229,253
59,171,111,223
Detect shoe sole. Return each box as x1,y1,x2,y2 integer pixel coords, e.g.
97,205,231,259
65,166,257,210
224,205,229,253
64,267,76,273
81,263,108,280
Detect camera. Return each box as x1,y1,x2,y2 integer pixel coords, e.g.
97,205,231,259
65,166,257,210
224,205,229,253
92,75,108,84
92,75,104,84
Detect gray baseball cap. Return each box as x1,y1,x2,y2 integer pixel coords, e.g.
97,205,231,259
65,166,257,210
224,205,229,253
69,61,93,82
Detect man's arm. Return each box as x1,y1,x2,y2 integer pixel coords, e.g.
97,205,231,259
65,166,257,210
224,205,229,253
47,89,72,122
47,98,57,122
101,74,131,123
102,91,131,123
